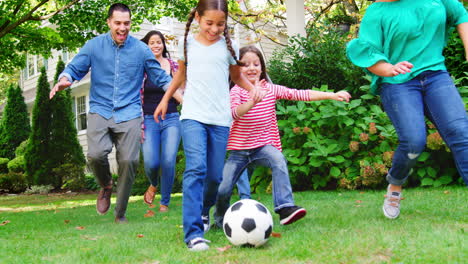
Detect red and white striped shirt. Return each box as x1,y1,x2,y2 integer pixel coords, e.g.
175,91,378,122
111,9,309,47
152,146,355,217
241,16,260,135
228,83,311,152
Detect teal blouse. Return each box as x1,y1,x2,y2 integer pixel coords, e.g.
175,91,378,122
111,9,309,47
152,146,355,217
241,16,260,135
346,0,468,94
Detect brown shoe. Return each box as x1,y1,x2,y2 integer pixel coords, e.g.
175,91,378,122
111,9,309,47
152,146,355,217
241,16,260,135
96,185,112,215
143,185,157,205
159,204,169,212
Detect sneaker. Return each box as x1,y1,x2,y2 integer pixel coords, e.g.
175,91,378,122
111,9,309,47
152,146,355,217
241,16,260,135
202,215,210,232
114,216,128,224
96,184,113,215
187,237,210,251
383,185,403,219
278,206,307,225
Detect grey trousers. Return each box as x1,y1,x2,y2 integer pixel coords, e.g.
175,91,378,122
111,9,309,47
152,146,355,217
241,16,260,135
87,113,141,218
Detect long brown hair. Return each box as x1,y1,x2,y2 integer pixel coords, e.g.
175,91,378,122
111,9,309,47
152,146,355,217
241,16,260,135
183,0,242,66
239,45,268,82
141,30,171,59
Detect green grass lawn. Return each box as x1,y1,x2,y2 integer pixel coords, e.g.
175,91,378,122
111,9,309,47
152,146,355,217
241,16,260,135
0,186,466,264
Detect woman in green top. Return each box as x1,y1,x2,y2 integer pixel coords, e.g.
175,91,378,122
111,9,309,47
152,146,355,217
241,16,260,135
347,0,468,219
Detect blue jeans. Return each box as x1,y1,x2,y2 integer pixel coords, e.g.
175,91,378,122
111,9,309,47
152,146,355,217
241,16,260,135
214,145,295,227
236,169,252,199
141,113,181,206
380,70,468,186
181,119,230,243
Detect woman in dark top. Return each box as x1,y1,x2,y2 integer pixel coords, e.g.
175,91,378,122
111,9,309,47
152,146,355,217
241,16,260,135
141,30,183,212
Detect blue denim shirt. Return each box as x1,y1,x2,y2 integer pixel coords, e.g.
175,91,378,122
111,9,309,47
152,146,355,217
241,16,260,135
59,32,172,123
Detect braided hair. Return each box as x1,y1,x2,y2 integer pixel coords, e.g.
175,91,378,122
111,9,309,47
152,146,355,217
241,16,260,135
183,0,243,66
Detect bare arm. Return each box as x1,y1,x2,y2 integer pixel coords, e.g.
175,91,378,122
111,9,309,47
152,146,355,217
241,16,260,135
367,61,414,77
309,90,351,102
154,61,186,121
457,22,468,61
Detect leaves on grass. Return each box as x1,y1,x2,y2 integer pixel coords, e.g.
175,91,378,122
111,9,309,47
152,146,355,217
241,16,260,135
444,190,450,194
143,261,160,264
137,234,144,238
216,245,232,252
75,226,85,230
64,220,70,224
355,200,362,203
271,232,282,238
144,210,155,218
148,204,156,208
0,220,11,226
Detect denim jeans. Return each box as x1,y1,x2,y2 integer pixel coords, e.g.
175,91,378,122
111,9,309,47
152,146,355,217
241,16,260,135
380,70,468,186
180,119,230,243
236,169,252,200
214,144,295,227
141,113,181,206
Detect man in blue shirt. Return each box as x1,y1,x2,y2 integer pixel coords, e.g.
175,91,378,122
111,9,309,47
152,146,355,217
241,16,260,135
50,3,172,223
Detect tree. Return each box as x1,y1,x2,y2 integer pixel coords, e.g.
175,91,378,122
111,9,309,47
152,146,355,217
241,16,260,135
24,66,53,185
0,84,30,159
48,57,86,187
0,0,196,73
229,0,370,45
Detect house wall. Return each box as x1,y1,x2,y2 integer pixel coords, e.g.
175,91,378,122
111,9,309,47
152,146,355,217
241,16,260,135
19,18,286,174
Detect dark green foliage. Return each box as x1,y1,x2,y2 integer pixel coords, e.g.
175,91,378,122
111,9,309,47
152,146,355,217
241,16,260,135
0,172,27,193
0,158,9,173
268,25,366,96
53,163,86,191
49,58,86,188
7,156,25,173
276,83,463,190
443,30,468,86
24,67,53,186
0,85,31,159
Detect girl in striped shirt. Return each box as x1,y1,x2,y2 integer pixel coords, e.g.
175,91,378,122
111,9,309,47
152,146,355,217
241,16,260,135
214,45,351,227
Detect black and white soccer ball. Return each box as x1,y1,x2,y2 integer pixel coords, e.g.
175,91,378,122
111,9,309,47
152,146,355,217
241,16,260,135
223,199,273,247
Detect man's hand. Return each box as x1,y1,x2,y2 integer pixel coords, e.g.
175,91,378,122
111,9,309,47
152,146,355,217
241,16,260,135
49,78,72,99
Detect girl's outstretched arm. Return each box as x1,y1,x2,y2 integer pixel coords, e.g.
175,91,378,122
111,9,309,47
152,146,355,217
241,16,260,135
154,60,186,122
309,90,352,102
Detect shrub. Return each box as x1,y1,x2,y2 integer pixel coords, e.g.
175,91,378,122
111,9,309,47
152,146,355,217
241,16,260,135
49,57,86,188
0,158,9,173
0,172,28,193
268,25,367,97
7,156,25,173
24,67,54,186
0,85,30,159
24,185,54,195
53,163,85,191
444,31,468,87
276,83,463,190
84,173,100,191
15,140,28,157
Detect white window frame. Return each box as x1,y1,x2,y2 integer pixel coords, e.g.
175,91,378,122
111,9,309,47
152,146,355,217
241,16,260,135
23,54,48,79
74,95,87,132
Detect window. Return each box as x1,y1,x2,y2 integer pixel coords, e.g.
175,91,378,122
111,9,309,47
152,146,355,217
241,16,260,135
24,54,48,79
74,96,87,131
62,50,76,63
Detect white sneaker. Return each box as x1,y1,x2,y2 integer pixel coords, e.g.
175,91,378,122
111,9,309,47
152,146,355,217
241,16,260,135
383,185,403,219
187,237,210,251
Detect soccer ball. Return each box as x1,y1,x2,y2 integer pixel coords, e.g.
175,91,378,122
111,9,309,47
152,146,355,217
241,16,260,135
223,199,273,247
